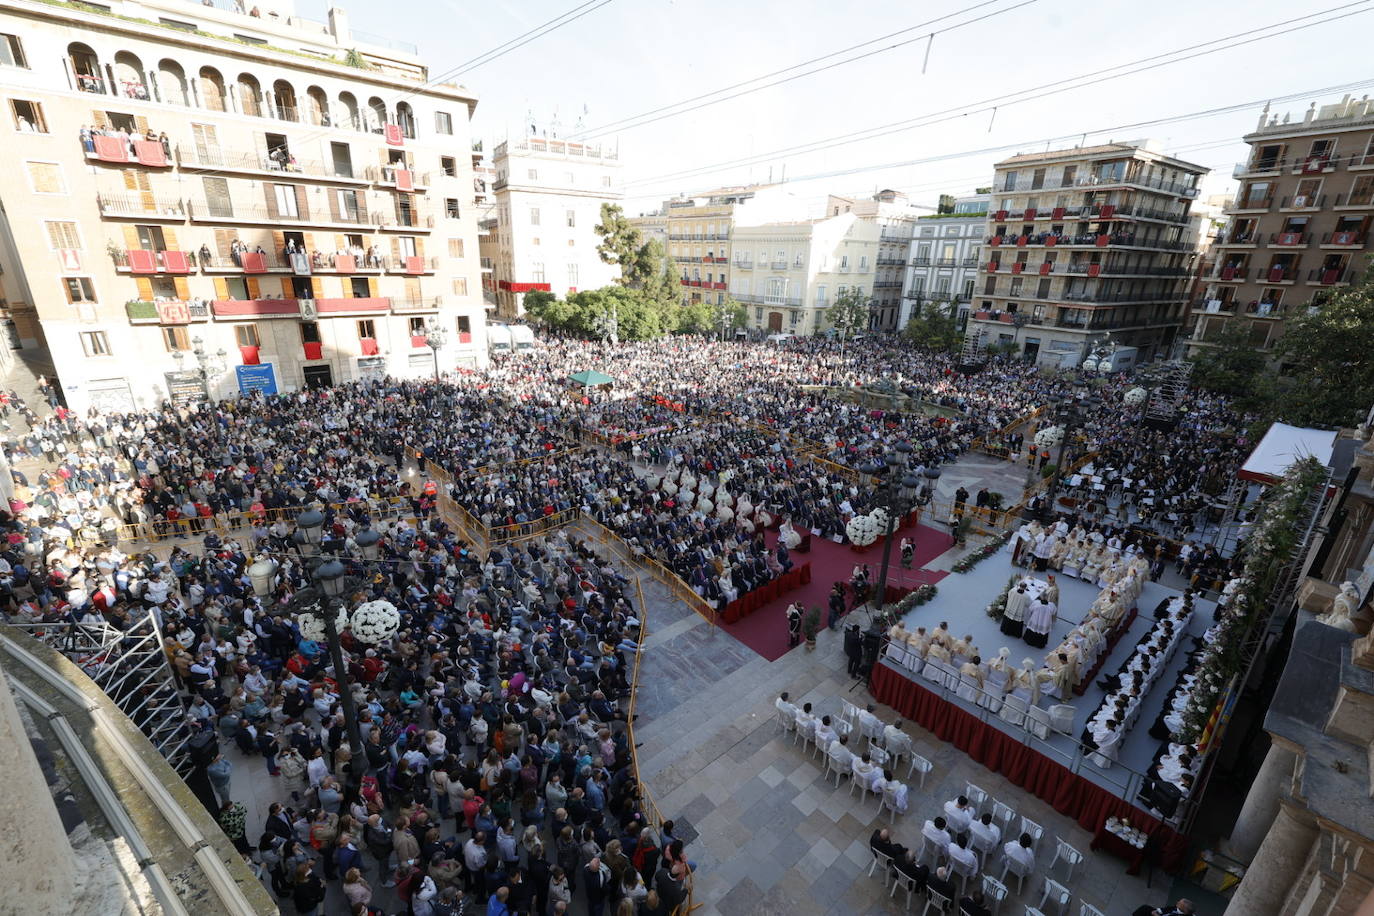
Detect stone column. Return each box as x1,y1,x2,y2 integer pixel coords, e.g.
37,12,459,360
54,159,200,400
1226,803,1319,916
1225,743,1298,863
0,667,76,914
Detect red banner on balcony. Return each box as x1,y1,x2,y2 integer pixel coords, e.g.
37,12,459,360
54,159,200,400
1039,262,1052,275
1011,262,1024,274
1277,232,1300,246
1096,234,1110,247
1269,267,1287,282
161,250,190,273
1220,266,1236,280
1099,205,1115,219
127,249,157,273
411,334,427,348
1024,208,1037,220
334,255,357,273
241,252,267,273
1322,269,1340,285
1051,207,1065,220
497,281,552,293
133,140,167,167
458,331,472,344
1302,156,1326,173
1333,232,1357,245
360,337,380,355
994,210,1008,221
1045,236,1057,247
404,255,424,274
93,135,128,163
239,345,261,365
156,301,190,324
987,262,999,272
1087,264,1101,277
1016,236,1028,247
303,342,323,360
394,169,414,191
990,236,1002,247
384,124,404,146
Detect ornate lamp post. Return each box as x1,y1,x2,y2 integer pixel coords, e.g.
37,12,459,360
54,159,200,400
423,318,448,381
859,441,924,627
248,507,395,800
1036,381,1101,522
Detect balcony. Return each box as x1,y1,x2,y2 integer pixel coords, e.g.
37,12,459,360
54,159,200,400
1261,266,1299,284
910,257,932,267
367,165,431,191
1308,267,1352,286
176,146,369,184
1279,194,1325,211
1334,192,1374,210
879,232,911,243
771,260,788,269
96,194,186,220
392,295,445,313
711,281,727,290
1241,300,1286,318
187,201,373,229
1213,266,1249,282
1215,231,1261,247
1226,195,1275,214
987,231,1193,252
377,212,435,231
1269,231,1310,248
384,255,440,275
734,260,753,270
124,299,208,323
1320,231,1365,247
201,253,289,272
84,134,170,167
211,298,302,318
1233,157,1286,178
876,257,905,266
112,249,194,273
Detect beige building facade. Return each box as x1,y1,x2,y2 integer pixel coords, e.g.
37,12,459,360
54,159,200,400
966,142,1206,365
1190,96,1374,357
0,0,487,411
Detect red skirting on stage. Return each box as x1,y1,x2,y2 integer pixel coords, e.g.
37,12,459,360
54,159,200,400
720,563,812,624
868,662,1187,873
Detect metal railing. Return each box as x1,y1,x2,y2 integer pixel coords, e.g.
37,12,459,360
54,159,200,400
97,194,186,218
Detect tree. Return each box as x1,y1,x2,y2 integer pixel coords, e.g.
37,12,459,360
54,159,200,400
677,297,747,337
829,287,870,341
1272,266,1374,426
594,203,647,286
901,299,962,351
1188,324,1268,399
520,289,580,334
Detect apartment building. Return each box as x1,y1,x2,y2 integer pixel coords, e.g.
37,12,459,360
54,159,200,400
823,190,926,332
731,212,878,336
965,142,1206,365
627,210,667,250
902,192,990,331
0,0,487,411
487,135,621,319
1188,95,1374,356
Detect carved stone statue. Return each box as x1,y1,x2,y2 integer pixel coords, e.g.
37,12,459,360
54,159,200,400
1318,581,1362,633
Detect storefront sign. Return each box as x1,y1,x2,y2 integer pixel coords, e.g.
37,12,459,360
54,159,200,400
235,362,278,395
164,370,206,406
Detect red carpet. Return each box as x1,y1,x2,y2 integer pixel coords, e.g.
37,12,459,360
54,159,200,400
720,520,953,661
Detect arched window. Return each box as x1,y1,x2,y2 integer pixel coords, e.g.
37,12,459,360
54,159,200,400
198,66,227,111
237,73,262,117
112,51,147,100
367,96,387,134
272,79,298,122
395,101,416,139
67,43,104,94
306,86,329,127
338,92,360,131
156,59,187,106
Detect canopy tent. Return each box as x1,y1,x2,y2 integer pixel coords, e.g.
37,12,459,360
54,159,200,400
1238,422,1338,485
568,370,615,387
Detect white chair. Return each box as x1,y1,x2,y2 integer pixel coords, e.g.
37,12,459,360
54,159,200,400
1078,904,1105,916
840,698,862,726
778,705,798,736
860,714,884,747
964,783,989,811
824,747,848,787
999,851,1031,896
1038,877,1072,916
794,716,815,748
1026,705,1052,740
891,866,922,910
950,852,979,898
991,800,1016,835
1020,817,1045,855
867,848,894,885
1048,704,1076,734
970,824,1000,869
916,833,947,870
849,766,877,802
957,672,981,703
1049,838,1083,883
885,640,912,668
834,718,854,741
869,744,891,769
907,753,933,790
999,695,1029,727
881,782,907,822
886,731,913,766
922,888,953,916
982,875,1009,915
922,657,948,686
1023,908,1047,916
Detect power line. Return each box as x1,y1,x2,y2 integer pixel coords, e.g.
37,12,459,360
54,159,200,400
573,0,1037,140
626,75,1374,201
623,2,1374,191
451,0,617,76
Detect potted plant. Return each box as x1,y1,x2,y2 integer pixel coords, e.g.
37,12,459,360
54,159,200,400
952,515,974,547
802,607,822,650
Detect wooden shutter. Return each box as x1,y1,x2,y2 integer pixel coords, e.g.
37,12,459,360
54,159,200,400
264,183,279,218
310,277,324,298
203,177,231,217
134,115,150,134
404,277,421,300
91,110,110,129
214,228,235,256
328,190,341,222
134,277,154,299
213,277,229,298
390,237,400,261
367,277,378,296
354,190,367,224
162,227,179,250
173,277,190,299
271,231,286,258
295,185,309,220
246,277,260,298
122,169,150,192
191,124,218,162
121,225,142,250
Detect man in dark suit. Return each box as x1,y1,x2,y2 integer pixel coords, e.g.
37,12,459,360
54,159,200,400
869,828,906,861
264,802,294,841
925,865,955,902
1132,901,1194,916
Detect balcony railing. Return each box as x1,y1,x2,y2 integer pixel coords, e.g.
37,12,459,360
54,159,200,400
1334,192,1374,208
1279,194,1325,210
1213,266,1249,281
110,248,195,272
1228,195,1275,212
176,145,364,182
1268,231,1310,248
201,253,288,271
1308,267,1352,285
910,257,932,267
393,296,446,311
187,201,375,226
770,260,788,269
96,194,186,218
377,212,436,230
987,231,1193,251
366,165,432,188
1320,231,1365,246
1060,289,1183,304
1215,231,1260,246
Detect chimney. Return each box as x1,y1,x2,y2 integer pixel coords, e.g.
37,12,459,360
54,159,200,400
328,7,350,44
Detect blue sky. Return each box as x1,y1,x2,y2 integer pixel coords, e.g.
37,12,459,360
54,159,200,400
311,0,1374,213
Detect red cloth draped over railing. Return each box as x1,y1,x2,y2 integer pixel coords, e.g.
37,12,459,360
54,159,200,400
720,562,811,624
868,662,1188,873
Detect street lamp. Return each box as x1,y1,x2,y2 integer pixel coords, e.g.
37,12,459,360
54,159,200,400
1036,381,1101,522
249,506,397,803
423,318,448,381
859,441,925,629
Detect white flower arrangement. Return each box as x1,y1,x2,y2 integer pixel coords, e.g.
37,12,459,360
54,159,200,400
846,513,881,547
351,599,401,644
869,507,891,534
296,607,349,643
1124,387,1148,407
1033,426,1064,450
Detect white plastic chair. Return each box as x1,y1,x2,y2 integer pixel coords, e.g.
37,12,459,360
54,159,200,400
867,848,894,885
922,657,948,687
1049,838,1083,883
982,875,1009,915
1078,904,1105,916
964,783,989,811
999,851,1031,896
1026,705,1052,740
991,800,1017,835
824,747,848,787
891,865,922,910
1048,704,1076,734
1089,731,1120,768
907,753,933,790
885,640,912,668
849,765,877,802
886,731,913,767
778,705,798,736
794,716,815,748
999,695,1029,727
922,888,953,916
1038,877,1072,916
950,852,979,898
916,833,947,870
840,698,862,726
957,672,981,703
1020,816,1045,855
881,782,906,823
970,824,1000,869
1023,908,1047,916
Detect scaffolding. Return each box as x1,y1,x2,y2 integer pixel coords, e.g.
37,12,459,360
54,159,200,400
1144,361,1193,431
957,326,988,372
8,609,193,775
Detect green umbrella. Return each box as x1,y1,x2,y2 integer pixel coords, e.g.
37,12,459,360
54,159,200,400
568,370,615,387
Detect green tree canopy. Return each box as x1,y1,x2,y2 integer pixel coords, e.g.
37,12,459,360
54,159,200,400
677,297,747,336
1189,324,1271,400
829,287,870,339
901,299,962,352
1272,264,1374,426
594,203,650,286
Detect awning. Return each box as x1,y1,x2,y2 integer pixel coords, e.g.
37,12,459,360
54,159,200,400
1238,422,1338,485
568,370,614,387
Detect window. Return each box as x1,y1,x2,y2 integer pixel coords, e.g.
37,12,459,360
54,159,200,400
1001,170,1018,192
63,277,96,302
457,315,471,335
529,208,541,226
859,256,868,270
11,100,45,133
566,209,576,228
526,169,538,181
234,324,260,348
434,111,453,135
452,277,468,296
163,326,190,351
789,310,799,326
274,183,299,217
409,316,426,336
815,284,828,306
300,321,321,345
158,17,197,31
447,238,465,258
27,161,65,194
396,236,418,257
350,277,370,297
357,319,376,340
840,255,849,269
755,308,763,321
531,262,546,283
46,221,81,250
440,156,457,177
445,198,461,219
568,263,578,287
0,34,27,68
79,331,110,357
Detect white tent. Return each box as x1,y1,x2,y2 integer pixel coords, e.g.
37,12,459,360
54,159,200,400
1238,422,1337,485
